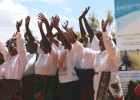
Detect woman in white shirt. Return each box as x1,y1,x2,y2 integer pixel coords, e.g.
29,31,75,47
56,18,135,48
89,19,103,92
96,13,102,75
67,18,124,100
33,13,59,100
77,6,101,100
22,16,38,100
51,15,80,100
0,19,27,100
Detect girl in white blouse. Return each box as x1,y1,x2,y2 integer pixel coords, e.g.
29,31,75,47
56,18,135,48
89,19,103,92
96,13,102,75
67,18,124,100
0,19,27,100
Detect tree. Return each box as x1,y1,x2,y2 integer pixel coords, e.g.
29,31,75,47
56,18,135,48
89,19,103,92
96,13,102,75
106,10,114,26
88,11,99,31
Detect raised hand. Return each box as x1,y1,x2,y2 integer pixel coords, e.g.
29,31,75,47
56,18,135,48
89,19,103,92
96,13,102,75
37,13,47,23
62,20,68,30
25,16,31,27
66,28,76,43
101,18,110,32
16,19,23,32
79,6,90,19
51,15,60,29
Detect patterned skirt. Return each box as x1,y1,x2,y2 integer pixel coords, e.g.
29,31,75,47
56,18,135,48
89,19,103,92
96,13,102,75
94,72,124,100
22,74,35,100
0,79,22,100
33,74,59,100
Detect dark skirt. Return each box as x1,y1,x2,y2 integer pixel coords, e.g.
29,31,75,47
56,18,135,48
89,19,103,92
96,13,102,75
33,74,58,100
22,74,35,100
59,80,80,100
0,79,22,100
76,69,94,100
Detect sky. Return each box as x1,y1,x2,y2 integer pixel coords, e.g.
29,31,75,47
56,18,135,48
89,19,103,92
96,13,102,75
0,0,114,42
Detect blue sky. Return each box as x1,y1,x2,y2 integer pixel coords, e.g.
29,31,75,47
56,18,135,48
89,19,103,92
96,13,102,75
0,0,114,41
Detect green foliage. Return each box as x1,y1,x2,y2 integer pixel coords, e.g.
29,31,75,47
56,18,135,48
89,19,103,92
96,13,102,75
106,10,114,26
88,11,99,31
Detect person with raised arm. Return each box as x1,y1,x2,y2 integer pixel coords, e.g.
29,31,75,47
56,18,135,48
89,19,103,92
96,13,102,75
67,18,124,100
76,6,101,100
51,15,80,100
38,13,60,49
33,13,59,100
22,15,38,100
0,19,27,100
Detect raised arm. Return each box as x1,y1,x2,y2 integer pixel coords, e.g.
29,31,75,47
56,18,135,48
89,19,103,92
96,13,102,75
67,27,95,64
25,16,38,53
16,19,23,32
79,11,87,38
37,18,52,53
16,19,27,62
25,16,36,42
52,15,72,50
38,13,53,38
101,18,119,57
37,13,59,47
83,7,94,36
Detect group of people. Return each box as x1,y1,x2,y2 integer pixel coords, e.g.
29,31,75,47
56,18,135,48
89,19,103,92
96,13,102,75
0,6,124,100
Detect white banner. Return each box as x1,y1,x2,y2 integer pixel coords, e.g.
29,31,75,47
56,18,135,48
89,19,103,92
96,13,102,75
115,0,140,50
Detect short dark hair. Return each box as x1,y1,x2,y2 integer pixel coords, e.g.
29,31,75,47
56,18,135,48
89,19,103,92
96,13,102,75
95,30,102,40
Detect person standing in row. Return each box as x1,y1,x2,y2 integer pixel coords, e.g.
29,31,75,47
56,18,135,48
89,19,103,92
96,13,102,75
22,16,38,100
31,13,59,100
77,6,101,100
67,18,124,100
0,19,27,100
51,15,80,100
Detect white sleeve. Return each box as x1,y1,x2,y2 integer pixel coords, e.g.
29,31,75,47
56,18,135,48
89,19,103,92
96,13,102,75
73,41,95,65
0,39,9,61
86,37,90,48
103,31,120,67
90,35,100,51
102,31,119,58
16,32,27,70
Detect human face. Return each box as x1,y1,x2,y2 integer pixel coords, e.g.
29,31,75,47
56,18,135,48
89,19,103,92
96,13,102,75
25,42,35,54
99,37,106,52
40,40,49,54
7,41,18,56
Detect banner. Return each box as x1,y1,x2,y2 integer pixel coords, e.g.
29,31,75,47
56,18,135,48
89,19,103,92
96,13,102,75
115,0,140,97
115,0,140,50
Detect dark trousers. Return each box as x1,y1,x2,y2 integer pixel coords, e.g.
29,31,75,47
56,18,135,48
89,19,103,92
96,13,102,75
59,80,80,100
76,69,95,100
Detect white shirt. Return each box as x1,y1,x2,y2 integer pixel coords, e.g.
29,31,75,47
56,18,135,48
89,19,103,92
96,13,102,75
81,36,100,69
58,44,79,83
35,43,58,76
87,35,100,51
73,31,120,72
73,31,122,99
24,53,36,76
0,62,5,79
0,32,27,80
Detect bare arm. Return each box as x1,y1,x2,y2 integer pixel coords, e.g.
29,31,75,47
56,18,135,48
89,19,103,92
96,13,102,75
37,19,52,53
25,16,36,42
83,7,95,36
52,15,72,50
38,13,60,47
